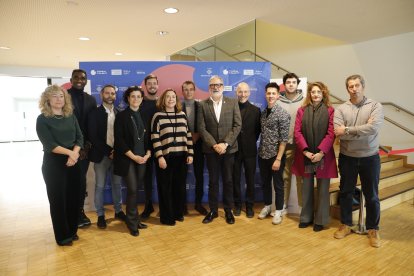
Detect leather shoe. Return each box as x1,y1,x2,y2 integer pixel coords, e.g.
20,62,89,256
246,206,254,218
233,206,241,216
137,222,148,229
202,211,218,224
57,239,73,246
195,204,208,215
299,221,313,228
225,210,235,224
129,229,139,236
313,224,324,232
140,203,154,219
72,234,79,241
175,216,184,222
115,211,127,221
97,215,107,229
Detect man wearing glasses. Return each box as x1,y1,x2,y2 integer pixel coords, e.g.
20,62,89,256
198,75,241,224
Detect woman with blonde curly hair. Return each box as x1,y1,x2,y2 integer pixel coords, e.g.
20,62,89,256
292,82,338,232
36,84,83,246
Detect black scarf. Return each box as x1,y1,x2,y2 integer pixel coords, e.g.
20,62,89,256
301,103,329,173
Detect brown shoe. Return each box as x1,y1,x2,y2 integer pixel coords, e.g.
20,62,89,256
334,224,352,239
367,229,381,248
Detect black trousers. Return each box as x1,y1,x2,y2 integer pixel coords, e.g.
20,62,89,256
155,155,187,224
259,155,286,210
42,152,81,243
124,162,146,231
205,152,235,211
143,155,155,205
184,139,205,205
78,158,89,211
233,152,256,208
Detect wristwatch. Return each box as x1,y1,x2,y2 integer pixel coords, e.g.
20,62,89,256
345,127,350,135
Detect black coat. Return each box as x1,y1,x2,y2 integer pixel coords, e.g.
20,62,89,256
237,101,261,157
113,107,150,176
88,105,118,163
68,88,97,142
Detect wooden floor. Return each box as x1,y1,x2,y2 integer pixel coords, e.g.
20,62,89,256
1,142,413,275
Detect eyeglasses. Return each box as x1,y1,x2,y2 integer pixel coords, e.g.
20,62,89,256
209,83,224,89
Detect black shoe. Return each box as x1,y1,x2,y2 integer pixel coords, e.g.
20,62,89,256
57,238,73,246
313,224,324,232
233,206,241,216
195,204,208,216
72,234,79,241
246,206,254,218
129,229,139,236
202,211,218,224
175,216,184,222
141,204,154,219
299,221,313,228
161,220,176,226
78,209,91,228
225,210,235,224
115,211,127,221
97,215,107,229
137,222,148,229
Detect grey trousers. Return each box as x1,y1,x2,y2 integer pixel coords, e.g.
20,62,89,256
300,177,330,226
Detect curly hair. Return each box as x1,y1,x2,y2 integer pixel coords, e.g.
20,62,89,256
303,82,332,107
156,89,182,112
39,84,73,117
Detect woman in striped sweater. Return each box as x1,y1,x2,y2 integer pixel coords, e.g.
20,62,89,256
151,89,194,226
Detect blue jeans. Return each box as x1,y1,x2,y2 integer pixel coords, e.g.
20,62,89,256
338,153,380,230
94,156,123,216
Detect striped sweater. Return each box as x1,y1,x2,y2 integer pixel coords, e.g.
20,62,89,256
151,111,194,159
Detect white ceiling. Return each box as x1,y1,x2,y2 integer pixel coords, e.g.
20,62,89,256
1,0,413,69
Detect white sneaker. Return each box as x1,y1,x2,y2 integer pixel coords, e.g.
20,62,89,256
281,208,288,215
258,205,271,219
272,210,283,225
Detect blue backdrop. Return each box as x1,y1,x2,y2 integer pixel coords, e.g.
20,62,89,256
80,61,271,204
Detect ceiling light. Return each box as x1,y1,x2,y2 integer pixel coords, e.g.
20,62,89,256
156,31,169,36
78,37,90,41
164,7,178,14
0,46,11,50
115,52,123,56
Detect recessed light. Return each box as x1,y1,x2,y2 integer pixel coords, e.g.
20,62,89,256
156,31,169,36
164,7,178,14
115,53,123,56
78,37,90,41
0,46,11,50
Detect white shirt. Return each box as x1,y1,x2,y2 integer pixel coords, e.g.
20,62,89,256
210,96,223,122
103,105,115,147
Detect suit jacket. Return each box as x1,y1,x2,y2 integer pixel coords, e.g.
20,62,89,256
198,96,242,154
88,105,118,163
182,100,200,133
237,101,261,157
113,107,150,177
68,88,97,142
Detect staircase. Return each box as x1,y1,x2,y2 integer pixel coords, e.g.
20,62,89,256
330,152,414,222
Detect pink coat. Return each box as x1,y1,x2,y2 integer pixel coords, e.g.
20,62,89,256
291,106,338,178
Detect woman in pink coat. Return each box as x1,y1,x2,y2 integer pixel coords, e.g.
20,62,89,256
292,82,338,232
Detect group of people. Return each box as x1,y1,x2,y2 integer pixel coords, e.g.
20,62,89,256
36,70,384,248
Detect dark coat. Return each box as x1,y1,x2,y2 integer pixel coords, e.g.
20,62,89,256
237,101,261,157
88,105,119,163
113,107,150,176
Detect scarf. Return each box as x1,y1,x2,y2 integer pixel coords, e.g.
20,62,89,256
301,103,329,173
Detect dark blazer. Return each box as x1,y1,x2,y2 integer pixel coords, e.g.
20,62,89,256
182,100,200,133
198,96,242,154
88,105,118,163
238,101,261,157
68,88,97,142
113,107,150,177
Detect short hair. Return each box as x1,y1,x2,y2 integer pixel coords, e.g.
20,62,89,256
209,75,223,84
101,84,116,93
39,84,73,117
345,74,365,89
265,82,280,92
156,89,182,112
283,72,300,85
144,74,158,85
303,82,332,107
236,82,250,92
71,69,87,78
181,80,195,91
123,86,144,105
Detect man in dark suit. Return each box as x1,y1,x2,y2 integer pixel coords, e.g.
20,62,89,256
88,85,126,229
68,69,97,228
198,75,242,224
181,80,208,215
232,82,261,218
